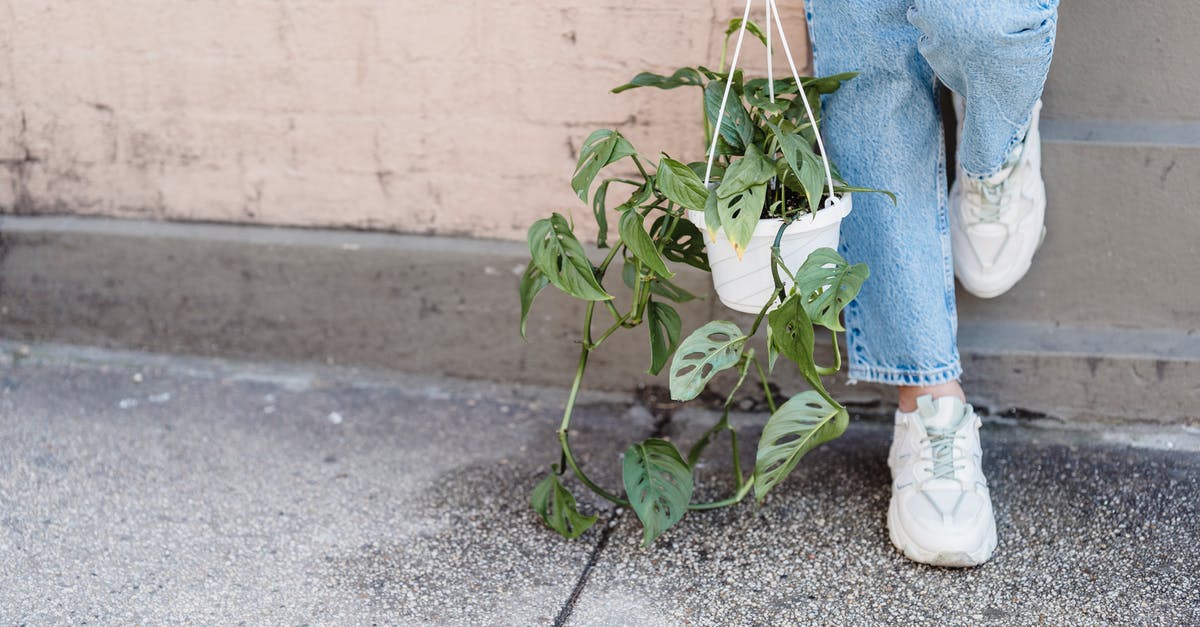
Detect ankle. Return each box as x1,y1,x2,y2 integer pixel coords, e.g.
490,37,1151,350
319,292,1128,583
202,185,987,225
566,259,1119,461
897,381,965,413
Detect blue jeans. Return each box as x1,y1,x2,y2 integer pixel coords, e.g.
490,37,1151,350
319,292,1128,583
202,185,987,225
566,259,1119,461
801,0,1058,386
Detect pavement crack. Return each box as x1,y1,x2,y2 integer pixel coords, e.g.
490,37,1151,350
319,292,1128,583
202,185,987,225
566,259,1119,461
552,387,675,626
551,507,622,627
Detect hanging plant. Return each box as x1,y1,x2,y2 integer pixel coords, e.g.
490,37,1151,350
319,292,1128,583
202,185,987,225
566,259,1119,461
521,6,893,547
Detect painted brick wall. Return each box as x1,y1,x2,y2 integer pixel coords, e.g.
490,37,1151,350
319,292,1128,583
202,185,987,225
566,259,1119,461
0,1,808,240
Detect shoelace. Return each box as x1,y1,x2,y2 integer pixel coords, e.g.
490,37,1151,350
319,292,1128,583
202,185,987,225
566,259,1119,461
969,180,1006,223
965,136,1027,224
920,426,965,483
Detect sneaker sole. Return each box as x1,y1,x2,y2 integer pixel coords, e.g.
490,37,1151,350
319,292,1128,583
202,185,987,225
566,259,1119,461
887,497,997,568
958,224,1048,299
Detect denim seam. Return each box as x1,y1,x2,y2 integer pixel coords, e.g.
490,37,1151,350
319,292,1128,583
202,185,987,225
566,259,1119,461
933,73,962,373
849,361,963,387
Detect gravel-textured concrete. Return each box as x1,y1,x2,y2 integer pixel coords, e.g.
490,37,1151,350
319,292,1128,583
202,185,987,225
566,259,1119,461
568,407,1200,625
1,343,1197,625
0,345,650,624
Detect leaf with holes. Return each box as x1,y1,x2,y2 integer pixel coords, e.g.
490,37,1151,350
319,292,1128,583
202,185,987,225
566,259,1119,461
655,155,710,212
528,213,612,301
572,130,636,203
622,438,694,547
716,144,775,199
518,261,549,339
531,473,599,539
646,300,682,376
753,391,849,501
716,183,767,259
791,248,869,331
669,321,748,401
650,215,709,272
767,293,822,391
619,210,674,280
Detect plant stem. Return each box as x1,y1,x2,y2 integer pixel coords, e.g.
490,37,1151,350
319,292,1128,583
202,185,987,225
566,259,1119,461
754,356,777,414
815,328,842,376
769,221,789,304
631,155,652,181
556,301,631,507
603,300,623,323
596,243,624,277
590,315,630,348
689,476,755,510
727,418,745,488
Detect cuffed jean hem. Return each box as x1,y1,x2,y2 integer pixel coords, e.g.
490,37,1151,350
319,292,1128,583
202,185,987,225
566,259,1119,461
958,106,1039,181
847,361,963,387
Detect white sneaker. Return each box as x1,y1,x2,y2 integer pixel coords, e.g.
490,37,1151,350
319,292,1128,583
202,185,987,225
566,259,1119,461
949,95,1047,299
887,395,997,567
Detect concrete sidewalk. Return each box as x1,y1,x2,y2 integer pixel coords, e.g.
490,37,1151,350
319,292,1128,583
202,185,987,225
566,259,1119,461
1,343,1197,625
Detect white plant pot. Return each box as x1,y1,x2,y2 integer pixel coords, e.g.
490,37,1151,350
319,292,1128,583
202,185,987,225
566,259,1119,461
687,194,853,314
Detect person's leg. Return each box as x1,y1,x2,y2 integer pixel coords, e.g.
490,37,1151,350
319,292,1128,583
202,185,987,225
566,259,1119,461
910,0,1059,300
803,0,999,568
802,0,961,396
908,0,1059,180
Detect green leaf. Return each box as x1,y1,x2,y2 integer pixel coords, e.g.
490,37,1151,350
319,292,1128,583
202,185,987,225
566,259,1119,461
592,179,613,248
572,130,636,203
744,78,799,113
753,391,849,501
798,146,829,214
528,213,613,301
704,78,753,154
834,184,897,204
724,18,769,47
716,144,775,199
702,186,722,242
764,118,826,213
646,300,682,376
767,293,822,391
687,160,723,181
714,145,774,255
802,71,859,94
622,438,694,547
650,215,709,272
614,180,654,213
669,321,748,401
766,322,781,373
716,183,767,258
531,473,600,539
621,261,700,303
655,156,710,211
739,76,796,109
612,67,706,93
791,248,869,331
619,210,674,280
518,261,550,339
